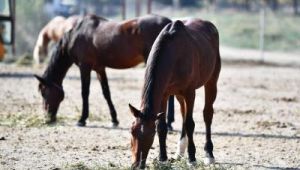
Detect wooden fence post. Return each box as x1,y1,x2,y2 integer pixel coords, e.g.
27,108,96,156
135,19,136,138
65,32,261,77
121,0,126,20
147,0,152,14
259,1,266,63
135,0,141,17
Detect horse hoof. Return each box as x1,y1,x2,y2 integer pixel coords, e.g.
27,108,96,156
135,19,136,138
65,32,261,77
111,121,119,128
77,121,86,127
187,161,197,167
173,153,184,160
158,160,168,166
45,120,56,125
138,164,146,170
45,118,56,125
203,157,215,165
167,124,173,131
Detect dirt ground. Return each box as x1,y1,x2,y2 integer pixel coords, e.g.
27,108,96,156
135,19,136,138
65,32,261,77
0,60,300,170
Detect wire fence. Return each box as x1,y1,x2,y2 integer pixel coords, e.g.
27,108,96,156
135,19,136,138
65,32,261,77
4,0,300,59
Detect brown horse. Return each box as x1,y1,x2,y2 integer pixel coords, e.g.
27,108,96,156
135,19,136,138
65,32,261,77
34,14,172,127
33,15,79,65
129,19,221,169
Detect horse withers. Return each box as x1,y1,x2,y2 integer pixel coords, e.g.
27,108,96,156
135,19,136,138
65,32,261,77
34,14,173,127
129,19,221,169
33,15,79,65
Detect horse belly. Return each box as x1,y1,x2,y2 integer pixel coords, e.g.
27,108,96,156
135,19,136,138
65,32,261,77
102,54,144,69
196,58,216,88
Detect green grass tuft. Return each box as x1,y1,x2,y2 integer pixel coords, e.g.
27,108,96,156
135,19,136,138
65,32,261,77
0,112,45,127
64,162,91,170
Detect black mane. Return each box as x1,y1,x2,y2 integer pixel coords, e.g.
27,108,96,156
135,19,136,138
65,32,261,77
141,20,185,118
42,15,109,86
42,33,73,85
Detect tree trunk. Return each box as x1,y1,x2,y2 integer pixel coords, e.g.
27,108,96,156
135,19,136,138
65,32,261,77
245,0,250,11
135,0,140,17
121,0,126,20
208,0,216,12
173,0,180,9
147,0,152,14
267,0,278,11
294,0,299,15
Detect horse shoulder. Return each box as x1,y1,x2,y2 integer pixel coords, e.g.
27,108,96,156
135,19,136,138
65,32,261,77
119,19,140,35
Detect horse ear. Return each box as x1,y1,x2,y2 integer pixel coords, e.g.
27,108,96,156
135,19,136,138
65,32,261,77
129,104,141,118
156,112,166,120
34,74,49,86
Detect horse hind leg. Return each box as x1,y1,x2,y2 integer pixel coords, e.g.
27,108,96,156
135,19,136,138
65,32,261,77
167,95,175,131
97,68,119,127
174,95,188,159
203,80,218,165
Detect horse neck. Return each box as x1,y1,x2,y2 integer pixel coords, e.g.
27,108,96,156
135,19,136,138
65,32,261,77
140,59,173,117
43,48,73,86
141,83,163,118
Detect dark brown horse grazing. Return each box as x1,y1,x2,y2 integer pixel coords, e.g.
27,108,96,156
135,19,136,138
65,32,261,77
129,19,221,169
34,14,172,127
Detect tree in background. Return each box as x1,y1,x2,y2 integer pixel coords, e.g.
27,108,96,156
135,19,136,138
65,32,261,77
154,0,172,5
15,0,46,55
294,0,299,15
267,0,278,11
154,0,199,8
181,0,198,7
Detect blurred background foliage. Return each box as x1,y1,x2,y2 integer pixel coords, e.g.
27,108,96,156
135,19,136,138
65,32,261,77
9,0,300,57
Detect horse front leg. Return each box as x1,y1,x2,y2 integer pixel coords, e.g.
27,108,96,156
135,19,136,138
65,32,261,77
97,68,119,127
183,90,196,164
157,96,168,162
203,82,217,165
77,65,91,126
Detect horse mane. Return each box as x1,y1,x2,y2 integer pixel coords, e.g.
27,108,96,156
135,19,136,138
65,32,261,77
42,32,73,85
141,20,185,118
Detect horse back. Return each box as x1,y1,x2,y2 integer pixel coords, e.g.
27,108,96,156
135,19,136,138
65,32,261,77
137,15,172,59
69,16,145,68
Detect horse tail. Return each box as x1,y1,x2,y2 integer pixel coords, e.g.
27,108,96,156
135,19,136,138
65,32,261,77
33,43,40,65
33,30,47,65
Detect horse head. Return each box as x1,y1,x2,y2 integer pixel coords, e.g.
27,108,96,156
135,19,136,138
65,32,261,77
34,75,64,124
129,104,165,169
